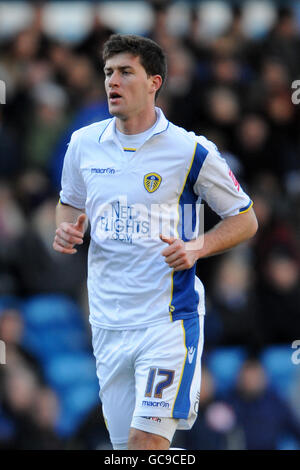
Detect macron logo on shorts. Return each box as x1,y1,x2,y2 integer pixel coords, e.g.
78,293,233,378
142,400,170,409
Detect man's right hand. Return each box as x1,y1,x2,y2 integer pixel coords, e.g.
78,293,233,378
53,213,87,254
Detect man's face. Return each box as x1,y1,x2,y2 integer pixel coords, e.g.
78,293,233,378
104,52,157,120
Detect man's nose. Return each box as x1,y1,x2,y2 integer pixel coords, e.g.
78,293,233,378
108,71,120,87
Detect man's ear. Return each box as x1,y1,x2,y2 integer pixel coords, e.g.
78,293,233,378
150,74,163,95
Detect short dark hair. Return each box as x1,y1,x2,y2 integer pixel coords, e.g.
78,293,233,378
102,34,167,97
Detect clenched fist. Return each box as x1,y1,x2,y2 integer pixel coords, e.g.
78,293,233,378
53,213,87,255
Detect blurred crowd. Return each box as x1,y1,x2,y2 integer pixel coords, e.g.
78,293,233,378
0,0,300,450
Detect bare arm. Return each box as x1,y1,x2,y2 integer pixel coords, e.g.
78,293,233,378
161,207,258,271
190,207,258,259
53,202,88,255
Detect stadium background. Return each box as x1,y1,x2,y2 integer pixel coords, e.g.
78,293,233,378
0,0,300,450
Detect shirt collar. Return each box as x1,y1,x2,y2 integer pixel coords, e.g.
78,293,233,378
99,107,169,144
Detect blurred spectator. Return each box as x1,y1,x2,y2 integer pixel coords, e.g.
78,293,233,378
205,86,240,143
66,403,112,450
0,182,26,296
182,6,210,64
1,366,63,449
148,0,177,51
0,3,54,159
0,307,43,380
258,7,300,76
11,196,88,300
64,55,102,111
0,366,38,449
25,81,69,170
210,252,261,351
233,114,273,185
0,183,25,241
14,169,53,217
0,110,21,179
47,41,75,88
30,386,63,450
257,248,300,344
226,359,300,449
252,187,299,272
164,45,202,130
211,6,248,59
75,5,114,71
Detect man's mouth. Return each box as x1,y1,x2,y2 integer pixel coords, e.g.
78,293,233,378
109,92,122,102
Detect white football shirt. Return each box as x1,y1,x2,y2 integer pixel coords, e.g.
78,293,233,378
60,108,253,329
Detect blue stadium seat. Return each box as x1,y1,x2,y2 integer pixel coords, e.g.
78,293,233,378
277,434,300,450
205,346,247,396
22,294,84,329
20,294,90,360
55,409,81,437
0,295,21,313
64,383,99,414
44,352,97,390
54,381,99,436
260,345,296,401
21,327,89,360
55,384,99,437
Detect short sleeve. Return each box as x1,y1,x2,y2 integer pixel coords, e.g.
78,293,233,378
193,136,252,218
59,131,87,210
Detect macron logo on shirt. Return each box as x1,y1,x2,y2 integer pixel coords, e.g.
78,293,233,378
91,168,116,174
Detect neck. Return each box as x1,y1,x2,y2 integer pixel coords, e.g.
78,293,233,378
116,107,157,135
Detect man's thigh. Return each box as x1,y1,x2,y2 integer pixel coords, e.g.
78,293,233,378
91,327,136,448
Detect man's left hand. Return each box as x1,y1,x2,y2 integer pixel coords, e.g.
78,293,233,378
160,234,199,271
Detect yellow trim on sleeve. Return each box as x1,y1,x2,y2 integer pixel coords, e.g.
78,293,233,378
239,200,253,214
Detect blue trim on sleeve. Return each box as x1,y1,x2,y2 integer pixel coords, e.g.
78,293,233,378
177,142,208,243
189,142,209,186
59,199,68,206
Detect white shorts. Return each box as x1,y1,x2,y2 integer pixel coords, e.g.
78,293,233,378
91,315,204,448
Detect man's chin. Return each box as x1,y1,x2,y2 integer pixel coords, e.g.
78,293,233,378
108,106,125,119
